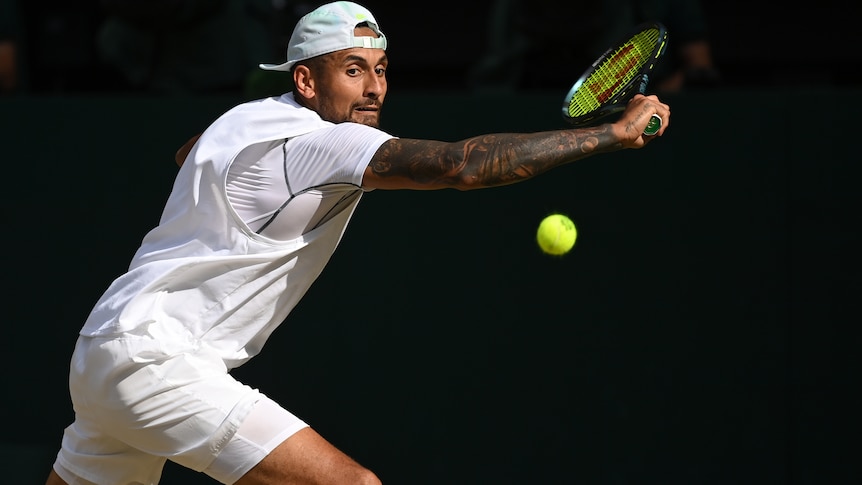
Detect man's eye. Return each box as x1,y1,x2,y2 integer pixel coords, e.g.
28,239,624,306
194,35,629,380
346,68,360,76
375,67,386,75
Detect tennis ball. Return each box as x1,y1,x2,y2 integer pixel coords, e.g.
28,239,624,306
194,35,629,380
536,214,577,255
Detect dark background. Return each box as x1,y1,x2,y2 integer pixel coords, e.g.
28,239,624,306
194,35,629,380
3,0,861,95
2,1,860,484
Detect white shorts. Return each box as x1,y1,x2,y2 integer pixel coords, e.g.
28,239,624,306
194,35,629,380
52,336,308,485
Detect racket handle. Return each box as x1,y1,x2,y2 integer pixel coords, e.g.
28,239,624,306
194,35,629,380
643,114,661,136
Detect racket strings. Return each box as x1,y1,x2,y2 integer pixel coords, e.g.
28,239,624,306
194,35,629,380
567,29,661,118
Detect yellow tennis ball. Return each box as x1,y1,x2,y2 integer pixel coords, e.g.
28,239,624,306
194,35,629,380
537,214,577,255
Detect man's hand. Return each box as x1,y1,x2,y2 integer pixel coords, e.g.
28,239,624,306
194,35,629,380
175,133,202,167
612,94,671,148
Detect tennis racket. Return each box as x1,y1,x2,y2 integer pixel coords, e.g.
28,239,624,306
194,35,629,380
562,22,668,135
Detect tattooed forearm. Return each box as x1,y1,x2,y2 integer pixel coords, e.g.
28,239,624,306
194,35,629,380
368,124,622,190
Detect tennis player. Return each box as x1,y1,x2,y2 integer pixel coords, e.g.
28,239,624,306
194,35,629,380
45,2,670,484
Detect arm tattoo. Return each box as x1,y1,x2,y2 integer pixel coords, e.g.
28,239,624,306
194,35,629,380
369,125,621,189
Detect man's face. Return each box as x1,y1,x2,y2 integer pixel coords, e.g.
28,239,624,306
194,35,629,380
303,26,388,127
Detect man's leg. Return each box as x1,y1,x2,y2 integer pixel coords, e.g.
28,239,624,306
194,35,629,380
44,469,68,485
235,427,381,485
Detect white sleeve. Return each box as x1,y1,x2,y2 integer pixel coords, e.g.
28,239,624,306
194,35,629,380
284,122,395,187
226,122,394,239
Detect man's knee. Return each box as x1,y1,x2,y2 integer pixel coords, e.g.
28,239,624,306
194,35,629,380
354,467,382,485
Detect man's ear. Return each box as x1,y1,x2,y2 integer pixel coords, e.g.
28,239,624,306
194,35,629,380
293,65,315,99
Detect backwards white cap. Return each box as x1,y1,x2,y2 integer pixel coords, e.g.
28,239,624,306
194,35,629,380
259,1,387,72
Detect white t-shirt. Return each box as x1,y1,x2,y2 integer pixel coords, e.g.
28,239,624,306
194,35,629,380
80,94,394,369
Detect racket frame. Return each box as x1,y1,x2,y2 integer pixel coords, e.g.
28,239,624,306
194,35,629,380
562,22,668,126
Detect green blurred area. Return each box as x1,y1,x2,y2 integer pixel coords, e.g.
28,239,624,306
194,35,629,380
1,89,858,484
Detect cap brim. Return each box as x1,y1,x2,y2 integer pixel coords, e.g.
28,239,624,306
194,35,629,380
259,62,294,72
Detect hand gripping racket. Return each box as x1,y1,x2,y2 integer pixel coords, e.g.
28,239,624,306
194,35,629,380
562,22,668,135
